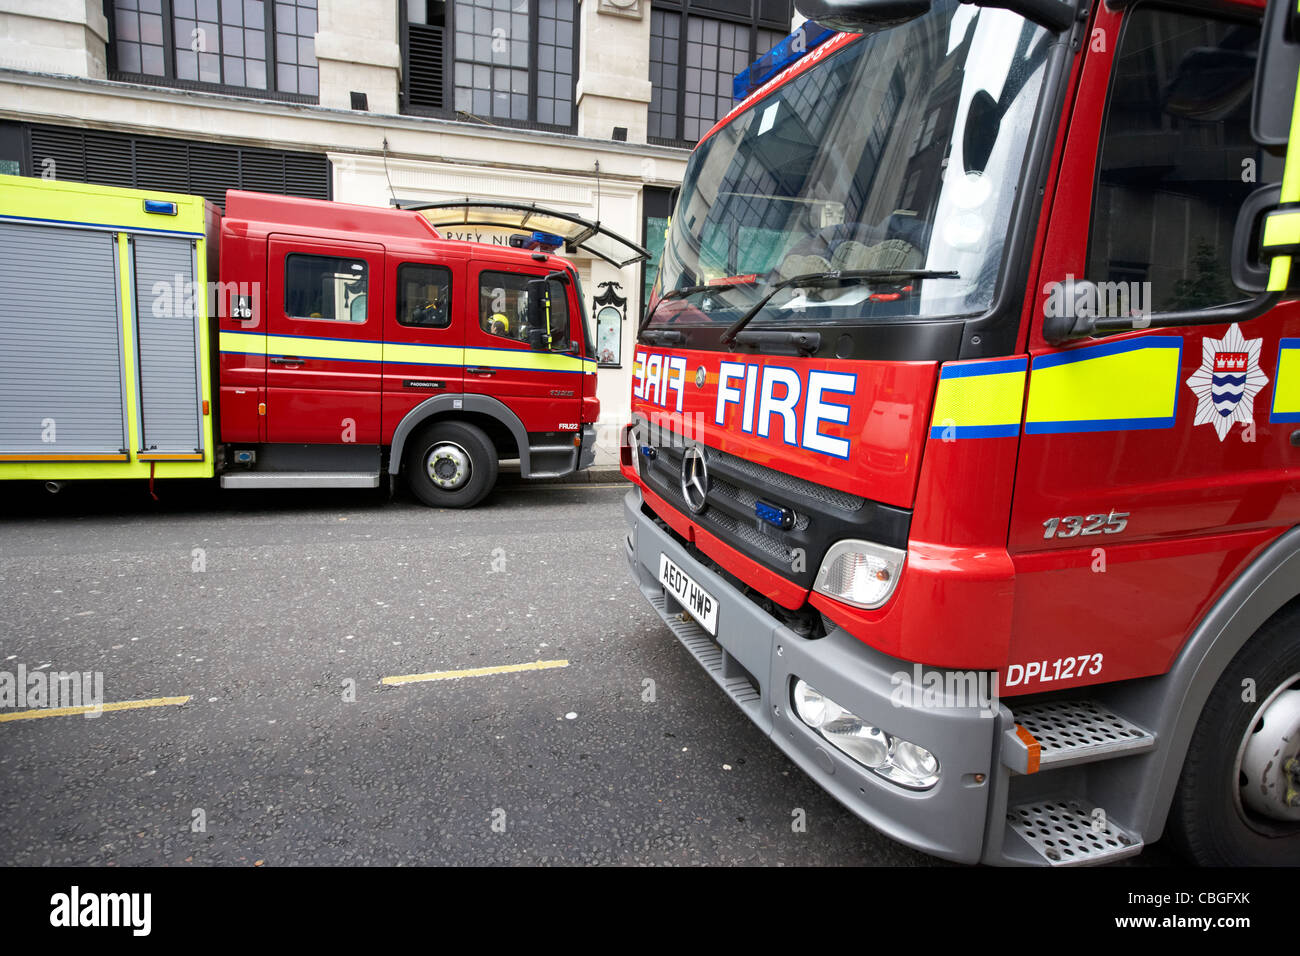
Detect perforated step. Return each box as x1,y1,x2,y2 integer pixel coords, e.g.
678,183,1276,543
648,592,762,717
1006,699,1154,772
1006,799,1143,866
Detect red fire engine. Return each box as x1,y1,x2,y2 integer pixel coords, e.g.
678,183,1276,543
622,0,1300,863
0,177,647,507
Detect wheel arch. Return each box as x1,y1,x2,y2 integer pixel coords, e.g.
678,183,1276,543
389,394,528,475
1096,525,1300,842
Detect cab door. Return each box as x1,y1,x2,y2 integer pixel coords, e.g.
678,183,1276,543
1005,1,1296,693
463,262,583,433
265,236,384,444
381,255,465,437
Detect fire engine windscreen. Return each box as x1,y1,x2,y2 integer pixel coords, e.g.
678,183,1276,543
648,0,1052,330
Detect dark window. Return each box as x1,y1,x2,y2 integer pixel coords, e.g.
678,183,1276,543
642,185,674,309
403,0,576,131
285,254,368,322
108,0,318,102
26,124,329,205
479,270,569,347
649,0,790,145
397,263,453,328
1086,5,1279,312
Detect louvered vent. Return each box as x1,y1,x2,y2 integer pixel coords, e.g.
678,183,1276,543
407,23,445,109
29,126,88,182
186,143,241,205
26,125,330,206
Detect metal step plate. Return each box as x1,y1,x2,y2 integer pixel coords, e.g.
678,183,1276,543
1013,699,1154,769
1007,799,1143,866
220,472,379,489
647,591,763,719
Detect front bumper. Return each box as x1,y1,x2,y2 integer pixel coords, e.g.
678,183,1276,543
578,423,597,471
624,487,1002,864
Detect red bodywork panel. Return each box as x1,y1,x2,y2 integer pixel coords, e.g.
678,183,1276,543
627,0,1300,694
631,346,935,508
215,190,592,448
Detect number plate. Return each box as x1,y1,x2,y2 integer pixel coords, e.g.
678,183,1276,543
659,553,718,636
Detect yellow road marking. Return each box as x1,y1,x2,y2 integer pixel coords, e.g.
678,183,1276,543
0,695,191,723
382,659,569,686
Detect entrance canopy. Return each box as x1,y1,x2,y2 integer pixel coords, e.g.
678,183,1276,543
398,200,651,269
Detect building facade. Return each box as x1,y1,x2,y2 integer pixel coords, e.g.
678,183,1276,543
0,0,794,463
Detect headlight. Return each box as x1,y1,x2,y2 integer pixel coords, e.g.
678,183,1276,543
813,539,906,610
792,678,940,790
627,424,643,478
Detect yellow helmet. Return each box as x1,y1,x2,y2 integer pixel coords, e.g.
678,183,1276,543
490,312,510,334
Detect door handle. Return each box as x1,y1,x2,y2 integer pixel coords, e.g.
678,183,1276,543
466,366,497,376
270,356,304,365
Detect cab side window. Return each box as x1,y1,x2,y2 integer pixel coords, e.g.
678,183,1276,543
1086,7,1276,312
285,254,368,322
478,271,570,348
397,263,452,328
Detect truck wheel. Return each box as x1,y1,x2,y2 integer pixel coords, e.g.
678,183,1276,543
403,421,498,509
1166,604,1300,865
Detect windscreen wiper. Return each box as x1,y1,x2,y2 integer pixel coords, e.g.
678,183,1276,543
638,278,761,335
718,269,960,345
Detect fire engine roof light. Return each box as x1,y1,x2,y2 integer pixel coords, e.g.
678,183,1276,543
143,199,178,215
792,678,940,789
814,539,906,610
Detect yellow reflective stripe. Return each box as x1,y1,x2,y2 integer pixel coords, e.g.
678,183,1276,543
1271,340,1300,422
220,332,595,373
265,334,381,363
1269,255,1293,292
463,347,589,373
219,330,265,355
382,342,465,367
1264,208,1300,248
1283,59,1300,205
1025,338,1181,434
928,358,1026,439
1269,58,1300,291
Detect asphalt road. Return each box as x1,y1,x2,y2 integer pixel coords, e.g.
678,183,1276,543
0,476,1178,866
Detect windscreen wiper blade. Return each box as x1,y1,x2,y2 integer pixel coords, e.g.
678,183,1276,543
638,278,761,335
718,268,960,345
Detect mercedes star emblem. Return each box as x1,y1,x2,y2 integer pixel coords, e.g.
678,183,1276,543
680,446,709,514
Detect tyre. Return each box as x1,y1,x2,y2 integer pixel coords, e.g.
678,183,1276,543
1166,602,1300,865
403,420,499,508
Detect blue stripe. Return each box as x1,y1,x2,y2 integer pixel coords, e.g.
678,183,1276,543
1270,339,1300,423
928,423,1020,439
1033,336,1182,370
939,357,1028,379
1025,415,1176,435
0,212,205,238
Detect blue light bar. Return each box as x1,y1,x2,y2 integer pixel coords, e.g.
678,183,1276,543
734,20,835,102
508,230,566,252
143,199,178,216
755,499,794,530
530,230,564,249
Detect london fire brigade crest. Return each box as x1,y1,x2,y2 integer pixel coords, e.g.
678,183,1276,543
1185,324,1269,441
